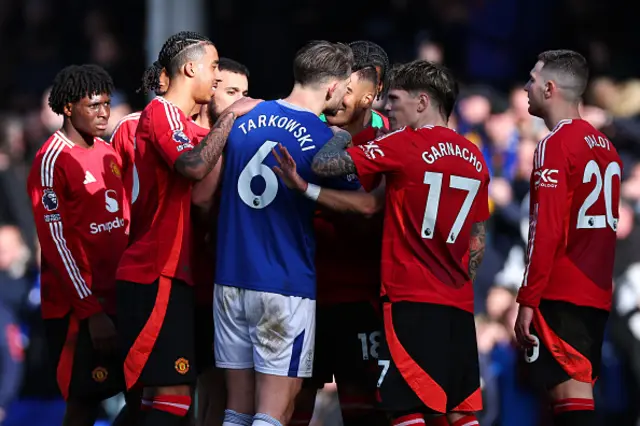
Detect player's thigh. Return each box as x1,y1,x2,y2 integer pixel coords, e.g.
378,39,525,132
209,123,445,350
377,301,454,416
45,314,124,402
246,290,315,378
126,278,197,388
213,284,253,370
526,300,609,391
446,308,482,413
333,302,383,405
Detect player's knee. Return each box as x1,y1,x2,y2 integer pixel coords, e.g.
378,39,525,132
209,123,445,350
549,379,593,400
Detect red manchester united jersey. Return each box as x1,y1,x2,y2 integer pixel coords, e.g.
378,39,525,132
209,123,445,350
315,125,385,306
110,111,141,178
347,126,491,313
117,97,197,285
517,119,622,311
28,131,128,319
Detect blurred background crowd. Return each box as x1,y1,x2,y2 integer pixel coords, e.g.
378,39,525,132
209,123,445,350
1,0,640,424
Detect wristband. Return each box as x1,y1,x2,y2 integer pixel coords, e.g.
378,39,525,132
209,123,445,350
303,183,321,201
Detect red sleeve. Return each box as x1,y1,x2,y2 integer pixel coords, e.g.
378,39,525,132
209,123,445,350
346,129,405,191
29,156,102,319
475,174,491,222
151,105,195,168
110,120,135,176
517,138,568,308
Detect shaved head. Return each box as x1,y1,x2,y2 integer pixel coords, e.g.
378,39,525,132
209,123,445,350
537,50,589,102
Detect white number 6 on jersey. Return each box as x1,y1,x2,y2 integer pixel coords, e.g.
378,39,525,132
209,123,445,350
238,140,279,209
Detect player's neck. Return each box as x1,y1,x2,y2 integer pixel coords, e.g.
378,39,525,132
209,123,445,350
543,103,581,131
162,85,197,118
60,121,94,149
414,114,448,129
344,108,372,136
283,84,326,116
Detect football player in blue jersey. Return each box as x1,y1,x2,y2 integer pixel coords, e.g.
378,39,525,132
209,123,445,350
213,40,356,426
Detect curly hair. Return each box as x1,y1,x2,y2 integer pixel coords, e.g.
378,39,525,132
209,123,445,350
48,64,114,115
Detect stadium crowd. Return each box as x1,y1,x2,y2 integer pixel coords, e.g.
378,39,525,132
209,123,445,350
2,2,640,426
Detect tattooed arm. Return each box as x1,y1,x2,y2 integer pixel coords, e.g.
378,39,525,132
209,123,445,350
468,221,487,282
175,112,236,181
311,129,357,178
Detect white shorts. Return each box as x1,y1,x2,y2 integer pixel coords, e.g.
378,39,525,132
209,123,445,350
213,284,316,377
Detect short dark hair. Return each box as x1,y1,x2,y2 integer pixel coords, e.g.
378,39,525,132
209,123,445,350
390,60,459,119
218,57,250,78
139,31,213,94
537,49,589,100
293,40,353,86
349,40,390,98
48,64,114,115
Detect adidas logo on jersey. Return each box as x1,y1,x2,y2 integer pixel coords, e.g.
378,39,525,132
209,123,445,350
83,171,96,185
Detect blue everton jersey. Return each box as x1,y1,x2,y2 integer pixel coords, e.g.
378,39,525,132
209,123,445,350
215,100,358,299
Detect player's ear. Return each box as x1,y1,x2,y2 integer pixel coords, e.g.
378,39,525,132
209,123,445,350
544,80,555,99
417,92,429,113
184,62,197,78
326,82,337,101
361,92,375,109
63,103,73,117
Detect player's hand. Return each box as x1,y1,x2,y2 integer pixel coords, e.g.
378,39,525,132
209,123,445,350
224,97,263,117
272,143,308,192
88,311,118,355
514,305,538,349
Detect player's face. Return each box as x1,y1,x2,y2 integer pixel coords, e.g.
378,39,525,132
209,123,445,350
384,89,418,130
157,69,170,96
69,93,111,137
212,70,249,117
193,44,220,104
325,72,375,127
525,60,546,118
323,77,351,116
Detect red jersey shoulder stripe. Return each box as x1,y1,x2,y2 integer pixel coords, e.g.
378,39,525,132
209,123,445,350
110,112,141,142
41,132,72,187
156,97,184,131
534,119,572,169
40,133,92,299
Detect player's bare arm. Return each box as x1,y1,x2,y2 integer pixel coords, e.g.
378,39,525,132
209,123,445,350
175,111,235,180
311,128,358,177
468,221,487,282
272,143,384,215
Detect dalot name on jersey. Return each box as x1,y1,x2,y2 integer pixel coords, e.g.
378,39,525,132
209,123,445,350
584,134,612,150
237,115,316,151
422,142,484,172
90,217,125,234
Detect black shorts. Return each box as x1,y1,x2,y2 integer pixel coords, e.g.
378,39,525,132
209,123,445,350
526,299,608,390
377,302,481,415
308,301,382,395
194,304,214,374
45,314,125,401
117,277,197,389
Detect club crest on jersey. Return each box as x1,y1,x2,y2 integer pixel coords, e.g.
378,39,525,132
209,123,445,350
110,161,121,178
174,357,190,375
172,130,190,145
92,366,108,383
42,188,58,211
360,142,385,160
